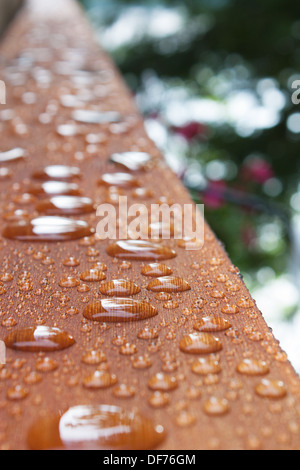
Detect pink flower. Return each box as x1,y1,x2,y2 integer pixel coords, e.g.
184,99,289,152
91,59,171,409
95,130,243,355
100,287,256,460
202,180,226,209
241,158,274,184
172,121,207,141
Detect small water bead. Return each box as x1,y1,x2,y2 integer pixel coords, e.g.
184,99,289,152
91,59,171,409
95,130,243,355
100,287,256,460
175,410,196,428
23,371,43,385
91,262,108,272
179,333,222,355
119,343,137,356
193,316,231,333
59,276,80,288
35,357,59,372
203,397,230,416
221,304,239,315
131,355,152,369
141,263,173,278
110,151,152,171
148,373,178,392
0,148,25,163
237,297,255,309
32,165,81,181
112,384,136,398
83,298,158,322
236,359,270,376
255,379,287,399
148,392,170,408
7,385,29,401
27,181,81,197
27,404,165,450
4,326,75,352
81,350,107,365
191,357,222,375
106,240,177,261
99,279,141,296
82,370,118,389
155,292,172,301
147,276,190,293
163,300,179,309
98,172,140,188
63,257,80,267
137,327,159,340
132,188,154,199
36,196,94,216
80,269,106,282
72,109,122,124
3,216,92,242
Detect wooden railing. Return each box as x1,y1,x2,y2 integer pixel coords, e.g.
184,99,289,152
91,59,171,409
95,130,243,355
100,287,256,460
0,0,300,451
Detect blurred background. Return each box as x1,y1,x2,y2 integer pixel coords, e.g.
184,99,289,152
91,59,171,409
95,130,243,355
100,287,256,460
78,0,300,372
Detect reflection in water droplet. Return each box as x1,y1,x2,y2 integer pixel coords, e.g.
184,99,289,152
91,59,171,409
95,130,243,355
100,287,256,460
3,216,92,242
106,240,177,261
179,333,222,355
203,397,230,416
98,172,140,188
148,373,178,392
4,326,75,352
72,109,121,124
28,181,81,197
83,298,158,322
236,359,270,376
36,196,94,215
82,370,118,389
0,148,25,163
99,279,141,296
110,152,152,171
27,404,165,450
32,165,81,180
193,316,231,332
141,263,173,277
147,276,191,292
255,379,287,399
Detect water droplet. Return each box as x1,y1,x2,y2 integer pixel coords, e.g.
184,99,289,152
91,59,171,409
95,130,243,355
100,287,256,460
99,279,140,296
4,326,75,352
98,172,140,188
236,359,270,376
137,327,159,340
106,240,176,261
255,379,287,399
81,350,107,365
147,276,190,293
148,373,178,392
28,181,81,197
203,397,230,416
148,391,170,408
80,269,106,282
191,357,222,375
112,384,136,398
72,109,121,124
83,298,158,322
27,404,165,450
35,357,59,372
7,385,29,401
179,333,222,355
175,410,196,427
193,316,231,332
0,148,25,163
3,217,92,242
36,196,94,215
221,304,239,315
141,263,173,277
110,152,152,171
82,370,118,389
59,276,80,288
32,165,81,181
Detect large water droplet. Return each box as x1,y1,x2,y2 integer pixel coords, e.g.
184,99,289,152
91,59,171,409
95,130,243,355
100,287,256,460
179,333,222,355
36,196,94,215
236,359,270,376
255,379,287,399
106,240,176,261
147,276,191,293
0,148,25,163
32,165,81,181
99,279,141,296
109,152,152,171
83,298,158,322
27,181,81,197
3,216,92,242
27,404,165,450
98,172,140,188
141,263,173,277
4,326,75,352
193,316,231,332
72,109,121,124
